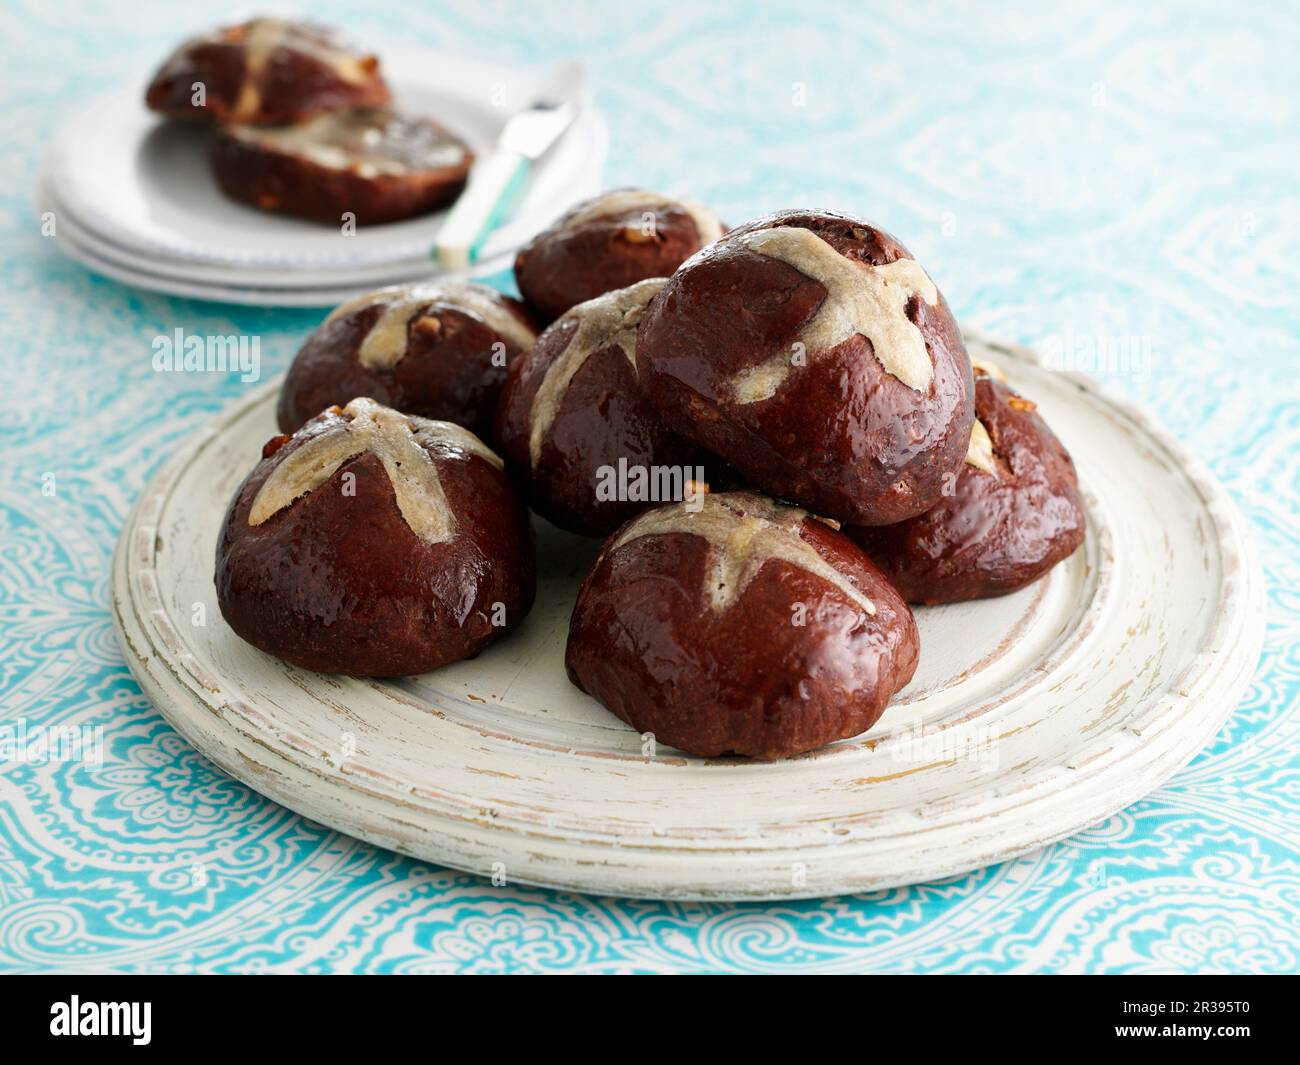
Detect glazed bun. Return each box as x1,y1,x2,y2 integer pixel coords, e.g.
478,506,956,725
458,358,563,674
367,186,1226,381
213,108,472,224
514,188,725,322
566,491,919,759
636,209,974,526
217,398,534,677
849,365,1086,603
494,279,702,537
277,282,538,440
145,17,390,125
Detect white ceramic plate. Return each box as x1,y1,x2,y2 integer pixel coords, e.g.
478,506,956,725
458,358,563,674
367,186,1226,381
43,206,417,307
110,334,1264,900
43,46,607,281
41,182,483,308
38,176,509,295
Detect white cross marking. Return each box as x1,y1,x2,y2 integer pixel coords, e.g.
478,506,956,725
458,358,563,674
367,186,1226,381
731,226,938,403
324,282,537,372
248,397,501,544
609,493,876,616
527,278,666,469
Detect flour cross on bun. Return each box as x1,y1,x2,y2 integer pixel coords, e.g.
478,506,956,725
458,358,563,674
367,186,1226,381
248,398,501,544
225,17,374,122
609,492,877,616
526,278,666,469
146,17,391,128
565,189,725,245
324,282,538,372
731,226,938,403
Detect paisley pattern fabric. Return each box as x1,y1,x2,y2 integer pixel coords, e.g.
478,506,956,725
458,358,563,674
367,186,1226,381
2,0,1297,973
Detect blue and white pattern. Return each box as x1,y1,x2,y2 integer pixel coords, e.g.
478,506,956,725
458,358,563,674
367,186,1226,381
2,0,1297,973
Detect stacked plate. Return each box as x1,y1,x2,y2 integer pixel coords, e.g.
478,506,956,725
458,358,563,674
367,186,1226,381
39,47,608,306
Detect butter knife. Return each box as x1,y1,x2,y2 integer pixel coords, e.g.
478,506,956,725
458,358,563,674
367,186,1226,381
435,61,586,270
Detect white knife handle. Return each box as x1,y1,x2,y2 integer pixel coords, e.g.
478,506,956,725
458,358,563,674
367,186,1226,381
435,150,530,270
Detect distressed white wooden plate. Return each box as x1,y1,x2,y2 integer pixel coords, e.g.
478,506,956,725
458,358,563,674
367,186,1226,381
111,332,1264,900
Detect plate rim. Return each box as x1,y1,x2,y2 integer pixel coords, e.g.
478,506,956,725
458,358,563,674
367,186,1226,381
110,332,1267,899
38,186,518,308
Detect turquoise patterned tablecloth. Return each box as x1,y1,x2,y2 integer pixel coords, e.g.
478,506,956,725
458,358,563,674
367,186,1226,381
3,0,1297,973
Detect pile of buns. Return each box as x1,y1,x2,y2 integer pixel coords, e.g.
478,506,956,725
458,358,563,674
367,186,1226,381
215,186,1086,760
146,17,472,224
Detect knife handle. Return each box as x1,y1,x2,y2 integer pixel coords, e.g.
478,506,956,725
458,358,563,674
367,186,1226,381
435,150,530,270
